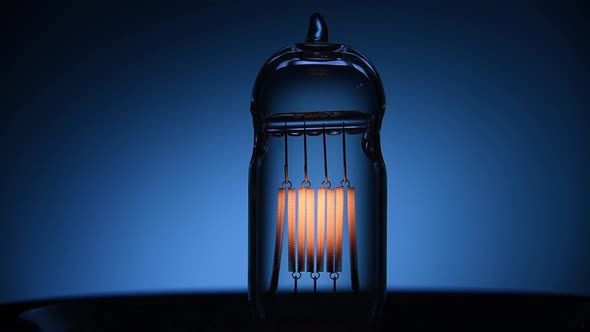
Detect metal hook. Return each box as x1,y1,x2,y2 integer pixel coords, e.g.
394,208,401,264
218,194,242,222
329,272,339,293
292,271,301,294
311,272,320,294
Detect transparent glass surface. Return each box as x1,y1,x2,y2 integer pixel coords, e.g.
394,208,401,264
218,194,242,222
248,14,386,325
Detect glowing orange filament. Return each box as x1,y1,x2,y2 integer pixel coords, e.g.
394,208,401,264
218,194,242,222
297,188,307,272
335,186,344,272
305,187,315,272
316,188,326,272
326,188,336,272
287,188,296,272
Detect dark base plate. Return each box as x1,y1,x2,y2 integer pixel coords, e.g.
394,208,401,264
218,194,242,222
1,291,588,331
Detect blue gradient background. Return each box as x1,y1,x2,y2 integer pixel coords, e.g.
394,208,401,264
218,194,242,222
1,1,589,303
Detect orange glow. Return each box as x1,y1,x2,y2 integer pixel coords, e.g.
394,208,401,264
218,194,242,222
335,186,344,272
316,188,326,272
287,188,296,272
283,184,353,277
326,188,336,272
305,187,315,272
297,188,307,272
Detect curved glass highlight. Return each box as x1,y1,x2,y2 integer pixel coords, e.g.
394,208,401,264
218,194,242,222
248,13,386,326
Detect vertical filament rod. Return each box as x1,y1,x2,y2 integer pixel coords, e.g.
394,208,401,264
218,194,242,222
341,123,348,184
322,126,329,184
303,124,309,184
283,122,289,184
